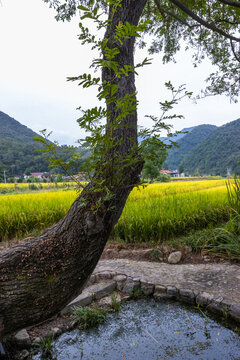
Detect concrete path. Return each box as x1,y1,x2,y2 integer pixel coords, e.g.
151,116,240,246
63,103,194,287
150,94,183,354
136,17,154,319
94,259,240,322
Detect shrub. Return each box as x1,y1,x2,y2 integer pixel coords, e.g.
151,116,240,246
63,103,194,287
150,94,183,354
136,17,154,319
156,173,171,182
28,184,38,190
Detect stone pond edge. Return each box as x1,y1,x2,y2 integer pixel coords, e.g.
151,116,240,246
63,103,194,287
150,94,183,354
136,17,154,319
10,269,240,359
88,270,240,323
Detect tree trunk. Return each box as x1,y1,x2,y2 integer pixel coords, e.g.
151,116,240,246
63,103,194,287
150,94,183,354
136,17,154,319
0,0,147,339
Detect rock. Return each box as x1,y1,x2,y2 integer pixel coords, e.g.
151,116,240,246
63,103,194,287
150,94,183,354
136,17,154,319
14,329,31,347
94,281,116,300
229,304,240,322
95,272,114,281
183,245,192,254
118,250,130,257
122,278,140,294
168,251,182,264
179,288,195,304
114,274,127,282
61,292,93,315
203,256,211,262
97,293,121,306
86,274,96,285
160,245,172,254
153,285,167,300
141,282,155,296
51,327,61,336
167,286,179,298
196,292,214,307
15,349,30,360
33,337,41,344
114,274,127,290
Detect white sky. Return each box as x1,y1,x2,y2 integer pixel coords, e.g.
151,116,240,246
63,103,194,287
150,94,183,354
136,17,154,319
0,0,239,145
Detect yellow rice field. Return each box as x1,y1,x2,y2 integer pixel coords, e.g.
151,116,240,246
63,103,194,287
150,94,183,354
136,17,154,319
0,182,76,194
0,180,230,242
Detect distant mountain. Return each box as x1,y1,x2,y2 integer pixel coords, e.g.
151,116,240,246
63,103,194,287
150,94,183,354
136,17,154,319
0,111,40,143
138,127,195,145
160,126,196,145
182,118,240,176
0,111,86,180
0,111,49,178
166,124,217,170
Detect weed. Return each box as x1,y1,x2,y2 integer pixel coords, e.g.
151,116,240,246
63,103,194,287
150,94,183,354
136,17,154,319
149,248,163,261
129,288,142,300
110,293,120,312
37,336,54,359
73,305,107,329
222,305,228,320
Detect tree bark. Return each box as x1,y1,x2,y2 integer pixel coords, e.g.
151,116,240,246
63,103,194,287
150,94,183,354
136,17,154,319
0,0,147,339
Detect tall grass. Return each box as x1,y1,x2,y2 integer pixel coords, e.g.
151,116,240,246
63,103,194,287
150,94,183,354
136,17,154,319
0,191,77,241
172,177,240,259
113,185,229,243
0,180,230,243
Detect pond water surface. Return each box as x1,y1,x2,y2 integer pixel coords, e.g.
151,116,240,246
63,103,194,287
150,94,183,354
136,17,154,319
33,299,240,360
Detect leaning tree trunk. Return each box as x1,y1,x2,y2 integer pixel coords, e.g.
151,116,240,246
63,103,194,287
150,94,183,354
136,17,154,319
0,0,147,339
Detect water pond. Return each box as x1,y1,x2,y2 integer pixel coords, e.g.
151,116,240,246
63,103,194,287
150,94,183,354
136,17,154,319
33,299,240,360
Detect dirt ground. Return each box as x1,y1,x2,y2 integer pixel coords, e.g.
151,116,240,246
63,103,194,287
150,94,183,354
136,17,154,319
101,242,240,266
1,236,239,266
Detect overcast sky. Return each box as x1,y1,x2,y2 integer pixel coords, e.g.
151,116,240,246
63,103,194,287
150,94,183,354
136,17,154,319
0,0,239,145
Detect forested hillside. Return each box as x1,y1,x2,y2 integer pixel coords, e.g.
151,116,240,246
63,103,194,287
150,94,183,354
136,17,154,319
0,111,49,178
0,111,85,179
166,124,217,169
1,110,239,179
182,119,240,176
0,111,40,143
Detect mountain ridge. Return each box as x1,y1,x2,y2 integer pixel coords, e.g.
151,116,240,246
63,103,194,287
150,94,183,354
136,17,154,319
0,110,239,178
182,118,240,175
165,124,218,170
0,111,40,143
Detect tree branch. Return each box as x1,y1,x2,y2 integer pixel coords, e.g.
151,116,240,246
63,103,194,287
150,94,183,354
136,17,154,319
169,0,240,42
215,18,239,26
218,0,240,8
154,0,200,29
231,39,240,61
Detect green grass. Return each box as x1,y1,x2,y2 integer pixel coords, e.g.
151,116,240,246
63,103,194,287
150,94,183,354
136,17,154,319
168,221,240,260
110,293,121,312
73,306,107,329
36,336,54,359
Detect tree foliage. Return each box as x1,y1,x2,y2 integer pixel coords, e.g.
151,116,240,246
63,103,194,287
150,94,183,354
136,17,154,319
41,0,240,189
44,0,240,100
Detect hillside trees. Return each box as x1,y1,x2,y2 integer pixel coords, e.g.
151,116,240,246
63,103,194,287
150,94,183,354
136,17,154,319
182,118,240,175
142,141,168,181
0,0,240,339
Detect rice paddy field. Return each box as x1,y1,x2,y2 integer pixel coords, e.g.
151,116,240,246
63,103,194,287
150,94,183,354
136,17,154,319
0,179,230,243
0,182,76,194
